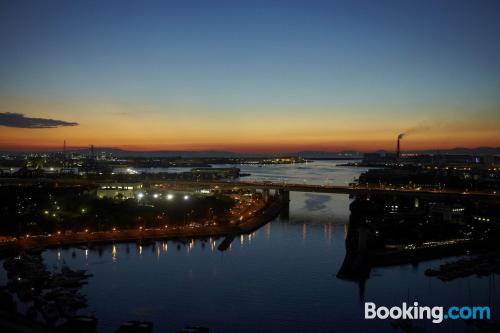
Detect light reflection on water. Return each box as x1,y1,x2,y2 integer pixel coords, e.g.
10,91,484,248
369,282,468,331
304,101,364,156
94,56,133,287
2,162,499,332
43,212,499,333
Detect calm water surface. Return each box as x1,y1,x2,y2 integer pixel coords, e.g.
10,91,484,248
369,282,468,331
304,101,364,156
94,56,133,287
3,161,499,332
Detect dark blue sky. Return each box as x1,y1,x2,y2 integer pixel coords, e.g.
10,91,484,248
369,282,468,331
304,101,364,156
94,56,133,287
1,0,499,151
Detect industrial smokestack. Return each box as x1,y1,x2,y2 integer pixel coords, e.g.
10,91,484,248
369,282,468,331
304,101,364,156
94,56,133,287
397,133,404,159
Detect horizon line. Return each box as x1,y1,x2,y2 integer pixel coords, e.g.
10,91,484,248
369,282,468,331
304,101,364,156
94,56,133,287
1,145,498,155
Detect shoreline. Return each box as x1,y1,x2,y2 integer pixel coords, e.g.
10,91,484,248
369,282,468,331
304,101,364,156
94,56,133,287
368,239,500,269
0,201,283,256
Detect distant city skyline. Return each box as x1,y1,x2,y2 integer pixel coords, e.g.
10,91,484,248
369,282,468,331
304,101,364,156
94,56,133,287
1,0,499,152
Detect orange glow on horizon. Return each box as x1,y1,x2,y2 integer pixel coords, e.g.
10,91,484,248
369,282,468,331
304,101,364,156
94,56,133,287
0,138,497,153
0,99,498,153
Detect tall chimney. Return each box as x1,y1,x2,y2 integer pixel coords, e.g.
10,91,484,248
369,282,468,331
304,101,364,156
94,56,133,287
397,133,404,160
397,137,400,159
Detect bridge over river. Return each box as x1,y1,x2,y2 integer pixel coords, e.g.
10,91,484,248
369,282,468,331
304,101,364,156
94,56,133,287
1,178,498,200
155,179,498,199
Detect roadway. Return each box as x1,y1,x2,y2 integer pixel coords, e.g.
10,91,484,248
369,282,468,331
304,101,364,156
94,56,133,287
0,199,282,250
160,179,498,199
0,177,498,199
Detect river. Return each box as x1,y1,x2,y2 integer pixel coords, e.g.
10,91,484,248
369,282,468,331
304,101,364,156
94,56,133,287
2,161,498,332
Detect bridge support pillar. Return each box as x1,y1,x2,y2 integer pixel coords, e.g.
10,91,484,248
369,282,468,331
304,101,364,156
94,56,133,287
262,188,270,203
280,199,290,220
278,189,290,202
278,189,290,220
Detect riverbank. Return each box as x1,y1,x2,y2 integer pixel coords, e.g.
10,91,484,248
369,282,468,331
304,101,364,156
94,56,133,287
369,239,499,268
338,238,500,282
0,201,283,256
424,250,500,281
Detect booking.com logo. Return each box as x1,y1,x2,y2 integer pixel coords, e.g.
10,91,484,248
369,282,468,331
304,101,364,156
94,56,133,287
365,302,491,324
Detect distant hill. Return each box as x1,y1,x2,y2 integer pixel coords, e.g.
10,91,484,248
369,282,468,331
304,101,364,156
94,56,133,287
1,147,499,158
365,147,500,156
294,151,363,159
409,147,500,156
70,148,239,158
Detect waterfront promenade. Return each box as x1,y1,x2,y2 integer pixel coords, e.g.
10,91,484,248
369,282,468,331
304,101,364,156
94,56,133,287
0,200,282,253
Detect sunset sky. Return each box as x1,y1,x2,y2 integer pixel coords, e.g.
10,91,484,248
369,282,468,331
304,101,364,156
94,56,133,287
1,0,499,152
